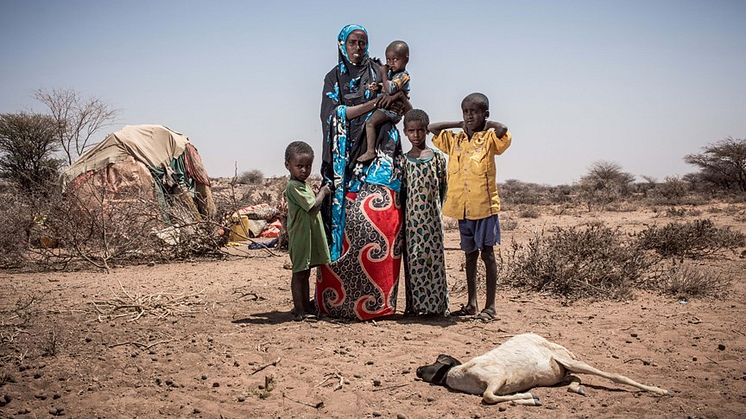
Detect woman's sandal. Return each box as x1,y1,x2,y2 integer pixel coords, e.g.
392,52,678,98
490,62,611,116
475,308,497,323
450,305,477,317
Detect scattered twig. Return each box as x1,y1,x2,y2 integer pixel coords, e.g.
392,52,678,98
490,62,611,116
317,372,345,391
251,357,281,375
232,290,261,301
109,339,173,350
704,355,720,365
623,357,650,365
282,392,324,409
91,283,207,322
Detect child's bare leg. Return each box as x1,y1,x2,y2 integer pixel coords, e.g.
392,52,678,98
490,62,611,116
291,270,311,317
481,246,497,315
463,250,479,313
302,270,316,314
358,110,387,162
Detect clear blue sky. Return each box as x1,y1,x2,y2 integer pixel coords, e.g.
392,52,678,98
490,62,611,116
1,0,745,184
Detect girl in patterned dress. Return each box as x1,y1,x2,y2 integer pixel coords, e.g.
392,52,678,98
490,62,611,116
400,109,449,316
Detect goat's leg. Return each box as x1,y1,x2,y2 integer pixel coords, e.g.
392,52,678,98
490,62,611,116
566,374,586,396
482,381,540,405
555,357,668,395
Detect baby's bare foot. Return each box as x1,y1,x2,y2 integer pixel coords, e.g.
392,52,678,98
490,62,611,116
357,150,376,162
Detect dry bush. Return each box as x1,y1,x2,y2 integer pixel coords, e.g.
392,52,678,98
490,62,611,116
501,179,542,205
517,206,540,219
504,223,650,300
605,200,640,212
237,169,264,185
578,161,635,211
37,178,227,271
636,219,745,259
0,174,229,272
646,176,689,205
664,207,687,217
43,187,163,270
548,184,574,205
658,264,731,298
0,191,33,268
500,215,518,231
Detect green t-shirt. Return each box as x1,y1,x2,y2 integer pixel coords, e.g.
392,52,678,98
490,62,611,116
285,179,330,272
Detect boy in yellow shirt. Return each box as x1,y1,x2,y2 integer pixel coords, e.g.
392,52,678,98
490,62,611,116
429,93,511,321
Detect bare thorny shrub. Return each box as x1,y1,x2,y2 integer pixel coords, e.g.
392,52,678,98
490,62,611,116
636,219,745,260
0,191,35,269
503,219,744,301
503,223,650,300
1,293,42,367
14,177,230,272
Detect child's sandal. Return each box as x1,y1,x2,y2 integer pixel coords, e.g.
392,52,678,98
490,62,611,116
450,305,477,317
475,308,497,323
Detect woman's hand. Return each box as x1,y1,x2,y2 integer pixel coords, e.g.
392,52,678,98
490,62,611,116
378,91,411,114
377,93,397,110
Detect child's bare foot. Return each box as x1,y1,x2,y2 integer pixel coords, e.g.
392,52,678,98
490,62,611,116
357,150,376,162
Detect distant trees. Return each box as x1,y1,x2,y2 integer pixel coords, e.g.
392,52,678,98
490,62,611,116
578,161,635,210
34,88,117,165
0,113,61,193
685,137,746,192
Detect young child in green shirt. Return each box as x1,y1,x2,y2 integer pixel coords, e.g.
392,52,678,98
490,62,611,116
284,141,331,320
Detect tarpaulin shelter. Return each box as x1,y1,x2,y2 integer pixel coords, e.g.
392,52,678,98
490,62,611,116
61,125,215,221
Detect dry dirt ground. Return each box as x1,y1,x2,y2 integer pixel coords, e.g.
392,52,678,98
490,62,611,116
2,205,746,418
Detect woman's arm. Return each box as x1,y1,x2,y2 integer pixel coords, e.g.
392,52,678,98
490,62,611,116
344,97,380,120
428,121,463,135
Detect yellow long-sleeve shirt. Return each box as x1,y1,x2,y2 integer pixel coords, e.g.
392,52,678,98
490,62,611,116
432,128,512,220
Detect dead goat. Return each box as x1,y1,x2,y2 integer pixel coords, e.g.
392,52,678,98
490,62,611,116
416,333,668,405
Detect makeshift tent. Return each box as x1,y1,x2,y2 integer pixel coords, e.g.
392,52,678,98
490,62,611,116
62,125,215,221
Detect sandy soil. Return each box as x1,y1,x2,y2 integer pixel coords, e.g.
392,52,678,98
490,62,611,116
1,205,745,418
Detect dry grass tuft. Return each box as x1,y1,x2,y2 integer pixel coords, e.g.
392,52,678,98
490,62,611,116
659,264,731,298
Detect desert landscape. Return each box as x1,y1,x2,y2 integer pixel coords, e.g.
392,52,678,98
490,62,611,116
2,186,745,418
2,2,746,418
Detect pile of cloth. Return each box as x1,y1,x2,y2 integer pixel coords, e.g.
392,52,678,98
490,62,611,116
227,203,282,243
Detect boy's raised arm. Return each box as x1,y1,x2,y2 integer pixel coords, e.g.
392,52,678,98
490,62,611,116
485,120,509,138
428,121,463,136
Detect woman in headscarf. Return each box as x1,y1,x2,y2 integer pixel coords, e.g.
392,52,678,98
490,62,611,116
317,24,409,320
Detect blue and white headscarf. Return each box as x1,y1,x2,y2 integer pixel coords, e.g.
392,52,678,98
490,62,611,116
336,24,368,74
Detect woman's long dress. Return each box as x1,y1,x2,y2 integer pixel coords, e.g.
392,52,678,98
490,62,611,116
316,25,404,320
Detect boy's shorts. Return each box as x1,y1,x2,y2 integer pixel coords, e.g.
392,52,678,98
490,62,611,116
458,214,501,253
